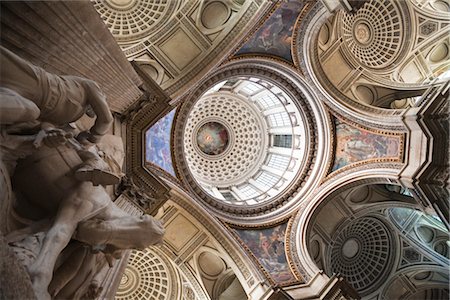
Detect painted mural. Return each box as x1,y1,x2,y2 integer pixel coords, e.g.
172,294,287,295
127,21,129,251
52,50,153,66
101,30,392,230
196,122,229,155
332,119,401,171
234,222,297,285
145,109,176,176
235,0,303,63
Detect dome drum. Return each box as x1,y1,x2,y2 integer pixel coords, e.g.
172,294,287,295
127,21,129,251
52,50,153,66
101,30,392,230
172,62,327,219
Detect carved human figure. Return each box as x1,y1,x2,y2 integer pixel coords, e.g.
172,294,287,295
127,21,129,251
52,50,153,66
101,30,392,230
0,46,122,185
0,47,163,300
11,141,164,300
0,46,113,144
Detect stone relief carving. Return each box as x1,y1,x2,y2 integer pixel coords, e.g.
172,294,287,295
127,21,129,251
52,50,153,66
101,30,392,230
0,47,165,300
0,46,113,142
116,176,161,211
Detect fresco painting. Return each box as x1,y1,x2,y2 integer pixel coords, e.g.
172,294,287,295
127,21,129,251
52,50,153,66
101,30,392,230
236,0,303,63
196,122,229,155
234,222,297,284
145,109,176,176
333,119,401,171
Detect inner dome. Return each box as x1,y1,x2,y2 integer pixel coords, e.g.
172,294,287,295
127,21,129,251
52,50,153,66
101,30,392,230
183,76,307,206
196,122,230,155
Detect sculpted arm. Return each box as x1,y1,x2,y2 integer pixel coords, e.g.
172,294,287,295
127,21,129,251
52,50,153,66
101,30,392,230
80,80,113,143
88,83,113,137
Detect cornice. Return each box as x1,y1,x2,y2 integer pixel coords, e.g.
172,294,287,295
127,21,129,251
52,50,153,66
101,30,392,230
124,62,173,214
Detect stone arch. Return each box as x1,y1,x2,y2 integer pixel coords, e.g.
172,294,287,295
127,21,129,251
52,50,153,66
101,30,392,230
381,265,449,299
296,0,447,117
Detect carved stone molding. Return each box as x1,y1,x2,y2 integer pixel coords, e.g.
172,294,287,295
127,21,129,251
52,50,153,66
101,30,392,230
170,194,255,284
116,177,163,215
124,62,173,214
94,0,273,100
291,169,403,277
295,1,414,131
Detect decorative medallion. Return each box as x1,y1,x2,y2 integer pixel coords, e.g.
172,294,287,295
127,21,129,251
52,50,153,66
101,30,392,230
353,21,372,45
196,122,230,155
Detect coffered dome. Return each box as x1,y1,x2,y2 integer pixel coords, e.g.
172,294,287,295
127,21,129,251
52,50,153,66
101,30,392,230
327,216,395,296
340,0,407,69
184,90,268,187
92,0,178,44
180,77,308,207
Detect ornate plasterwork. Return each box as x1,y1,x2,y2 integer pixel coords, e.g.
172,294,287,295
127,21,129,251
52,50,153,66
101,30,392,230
378,209,449,299
92,0,178,44
292,175,404,277
124,63,172,215
296,0,449,119
387,207,450,265
293,177,449,298
339,0,409,70
381,265,450,300
94,0,273,99
184,92,268,186
172,59,329,220
291,1,315,70
151,191,273,298
294,1,409,131
166,192,256,285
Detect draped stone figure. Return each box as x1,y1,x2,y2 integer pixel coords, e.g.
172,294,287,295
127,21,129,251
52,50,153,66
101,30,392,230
0,47,165,300
0,45,112,143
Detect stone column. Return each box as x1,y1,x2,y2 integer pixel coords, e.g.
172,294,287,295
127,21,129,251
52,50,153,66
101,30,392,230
399,81,450,229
